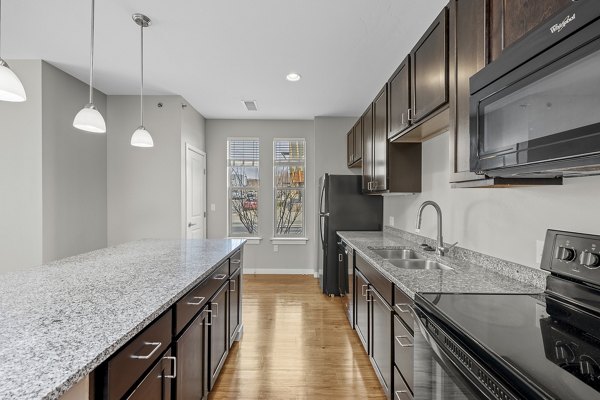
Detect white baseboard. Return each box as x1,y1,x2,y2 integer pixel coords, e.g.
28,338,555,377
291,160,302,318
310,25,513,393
243,268,315,275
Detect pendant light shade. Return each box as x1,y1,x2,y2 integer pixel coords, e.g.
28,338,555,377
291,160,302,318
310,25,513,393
131,14,153,148
0,1,26,102
73,0,105,133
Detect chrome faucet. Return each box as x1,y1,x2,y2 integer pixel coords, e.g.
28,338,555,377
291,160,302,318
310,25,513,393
415,201,457,256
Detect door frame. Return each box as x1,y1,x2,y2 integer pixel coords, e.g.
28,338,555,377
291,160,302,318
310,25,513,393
185,143,207,239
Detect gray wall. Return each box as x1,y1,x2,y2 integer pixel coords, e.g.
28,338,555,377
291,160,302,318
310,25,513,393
41,62,108,263
0,60,43,271
384,131,600,268
206,119,315,273
107,95,182,245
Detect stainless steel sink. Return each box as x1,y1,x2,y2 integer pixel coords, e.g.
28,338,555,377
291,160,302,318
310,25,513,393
388,259,453,271
371,248,423,260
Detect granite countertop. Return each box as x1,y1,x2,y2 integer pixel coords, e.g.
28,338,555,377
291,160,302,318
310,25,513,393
0,238,245,400
337,230,546,299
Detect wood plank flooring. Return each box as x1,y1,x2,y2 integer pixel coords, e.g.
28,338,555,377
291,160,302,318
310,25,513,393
209,274,386,400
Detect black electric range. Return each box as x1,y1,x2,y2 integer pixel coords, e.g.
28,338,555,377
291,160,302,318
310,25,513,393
414,230,600,400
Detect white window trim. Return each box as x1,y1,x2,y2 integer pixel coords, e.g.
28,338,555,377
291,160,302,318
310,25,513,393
272,138,306,238
226,137,260,238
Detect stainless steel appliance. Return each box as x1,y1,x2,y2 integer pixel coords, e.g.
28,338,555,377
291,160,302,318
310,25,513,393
337,239,354,326
318,174,382,296
470,0,600,177
413,229,600,399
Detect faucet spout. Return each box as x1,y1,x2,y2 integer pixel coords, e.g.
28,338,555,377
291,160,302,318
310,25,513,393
415,201,446,256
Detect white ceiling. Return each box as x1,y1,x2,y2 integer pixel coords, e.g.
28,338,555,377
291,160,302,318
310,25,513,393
3,0,447,119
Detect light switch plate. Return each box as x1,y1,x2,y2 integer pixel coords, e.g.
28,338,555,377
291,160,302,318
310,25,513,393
389,216,395,227
535,240,545,264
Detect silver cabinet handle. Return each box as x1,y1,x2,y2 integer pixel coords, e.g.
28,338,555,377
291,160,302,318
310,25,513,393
163,356,177,379
395,390,412,400
130,341,162,360
188,222,197,227
395,335,414,347
361,284,368,297
213,302,219,318
338,254,343,262
213,273,227,280
230,279,236,292
231,259,241,264
396,303,414,314
401,112,405,125
206,310,213,326
186,296,205,306
366,288,373,302
407,108,413,122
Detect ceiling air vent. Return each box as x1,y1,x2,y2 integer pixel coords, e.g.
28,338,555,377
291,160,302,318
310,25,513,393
242,100,258,111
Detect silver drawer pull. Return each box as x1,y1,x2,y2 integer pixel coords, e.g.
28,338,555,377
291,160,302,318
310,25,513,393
130,341,162,360
395,335,413,347
231,259,241,264
186,296,205,306
213,302,219,318
361,284,368,297
395,389,412,400
366,288,373,302
230,279,236,292
213,273,227,280
206,310,213,326
396,303,414,314
163,356,177,379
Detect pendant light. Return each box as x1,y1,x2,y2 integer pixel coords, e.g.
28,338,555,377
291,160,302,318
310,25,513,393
130,13,153,148
73,0,106,133
0,0,26,102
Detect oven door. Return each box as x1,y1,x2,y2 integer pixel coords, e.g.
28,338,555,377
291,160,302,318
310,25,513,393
470,4,600,176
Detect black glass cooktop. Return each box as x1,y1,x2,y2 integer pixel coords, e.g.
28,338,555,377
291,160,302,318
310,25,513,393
417,292,600,400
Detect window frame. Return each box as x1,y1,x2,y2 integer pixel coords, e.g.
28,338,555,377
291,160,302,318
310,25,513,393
272,138,307,239
226,137,260,238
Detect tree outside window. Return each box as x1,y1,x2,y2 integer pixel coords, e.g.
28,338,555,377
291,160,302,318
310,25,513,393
273,139,305,237
227,139,259,237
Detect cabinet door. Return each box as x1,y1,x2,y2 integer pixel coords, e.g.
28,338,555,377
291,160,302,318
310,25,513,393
449,0,486,183
174,310,208,400
354,118,363,163
411,8,449,123
373,85,388,192
370,287,393,397
126,349,174,400
361,105,374,192
489,0,572,62
388,56,411,139
209,283,229,389
354,269,369,353
229,269,241,345
347,129,354,167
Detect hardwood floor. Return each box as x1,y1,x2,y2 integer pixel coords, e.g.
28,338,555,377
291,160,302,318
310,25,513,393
209,274,387,400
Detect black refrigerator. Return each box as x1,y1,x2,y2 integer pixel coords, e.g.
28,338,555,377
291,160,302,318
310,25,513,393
318,174,383,295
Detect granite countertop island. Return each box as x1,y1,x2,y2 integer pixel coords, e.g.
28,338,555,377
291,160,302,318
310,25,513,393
337,229,547,298
0,238,245,400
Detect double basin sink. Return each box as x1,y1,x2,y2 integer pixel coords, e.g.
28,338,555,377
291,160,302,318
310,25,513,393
370,248,453,271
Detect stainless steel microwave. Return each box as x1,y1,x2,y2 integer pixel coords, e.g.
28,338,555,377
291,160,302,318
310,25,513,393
470,0,600,177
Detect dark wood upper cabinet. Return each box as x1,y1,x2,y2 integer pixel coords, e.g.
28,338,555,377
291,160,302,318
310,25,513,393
354,118,363,165
388,56,411,139
372,85,388,192
449,0,487,184
346,129,354,167
411,8,449,124
488,0,572,62
362,105,374,192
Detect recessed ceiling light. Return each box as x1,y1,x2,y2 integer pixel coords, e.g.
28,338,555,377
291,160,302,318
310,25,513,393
286,72,301,82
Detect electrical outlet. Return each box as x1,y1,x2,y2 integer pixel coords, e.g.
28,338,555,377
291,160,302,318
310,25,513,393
389,216,395,227
210,204,216,211
273,245,279,253
535,240,545,264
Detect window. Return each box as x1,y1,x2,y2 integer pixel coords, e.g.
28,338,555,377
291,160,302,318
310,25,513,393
273,139,305,237
227,138,259,237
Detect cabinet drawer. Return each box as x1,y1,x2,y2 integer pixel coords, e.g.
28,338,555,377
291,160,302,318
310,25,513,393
174,279,211,335
355,254,393,306
394,365,413,400
107,310,172,400
229,250,242,274
394,314,414,391
394,286,415,333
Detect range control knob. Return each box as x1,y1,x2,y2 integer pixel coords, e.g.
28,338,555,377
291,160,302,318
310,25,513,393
579,251,600,269
556,247,577,262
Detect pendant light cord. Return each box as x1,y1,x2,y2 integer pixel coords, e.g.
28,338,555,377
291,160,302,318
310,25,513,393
140,23,144,126
88,0,95,104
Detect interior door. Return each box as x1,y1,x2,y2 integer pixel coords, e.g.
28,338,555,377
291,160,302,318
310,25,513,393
186,145,206,239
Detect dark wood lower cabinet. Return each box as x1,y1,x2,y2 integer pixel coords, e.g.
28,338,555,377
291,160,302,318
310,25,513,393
354,269,370,353
229,269,241,345
127,349,174,400
174,309,209,400
209,282,230,389
370,287,393,398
